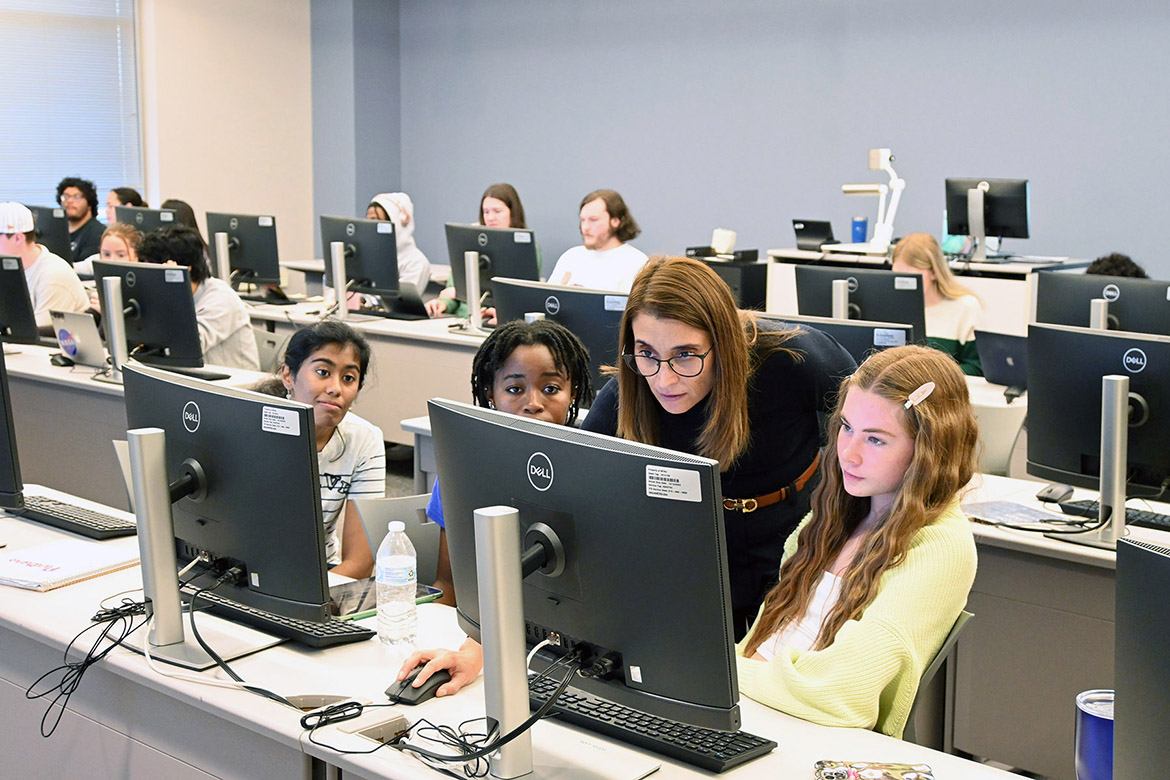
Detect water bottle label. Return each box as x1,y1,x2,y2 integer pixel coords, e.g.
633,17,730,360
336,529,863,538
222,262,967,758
378,560,416,586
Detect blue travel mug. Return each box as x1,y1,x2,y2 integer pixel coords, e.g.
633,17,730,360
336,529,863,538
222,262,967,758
851,216,868,243
1075,689,1113,780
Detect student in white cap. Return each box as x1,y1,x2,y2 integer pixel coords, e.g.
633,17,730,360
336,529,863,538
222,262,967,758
365,192,432,294
0,202,88,333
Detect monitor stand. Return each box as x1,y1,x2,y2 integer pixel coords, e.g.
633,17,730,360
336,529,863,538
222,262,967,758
125,427,282,671
1047,374,1129,551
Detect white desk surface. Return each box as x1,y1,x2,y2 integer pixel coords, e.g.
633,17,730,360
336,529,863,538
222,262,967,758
247,301,487,349
766,247,1082,276
0,488,1021,780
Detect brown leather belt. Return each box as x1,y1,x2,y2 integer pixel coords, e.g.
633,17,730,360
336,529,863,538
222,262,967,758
723,451,821,513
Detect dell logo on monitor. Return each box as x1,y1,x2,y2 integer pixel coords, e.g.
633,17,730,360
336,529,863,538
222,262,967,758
126,271,137,288
182,401,202,432
544,296,561,315
1123,348,1147,373
345,222,355,237
527,452,554,492
229,217,239,231
1103,284,1121,302
135,212,144,225
846,276,859,293
477,232,488,247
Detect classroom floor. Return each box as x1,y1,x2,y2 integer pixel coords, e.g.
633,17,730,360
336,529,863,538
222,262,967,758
384,445,417,498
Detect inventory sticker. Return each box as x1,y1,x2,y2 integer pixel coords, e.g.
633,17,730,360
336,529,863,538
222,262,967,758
261,406,301,436
604,295,628,311
645,465,701,502
894,276,918,290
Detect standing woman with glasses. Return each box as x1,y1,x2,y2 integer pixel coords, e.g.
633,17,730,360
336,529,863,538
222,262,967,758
582,256,856,640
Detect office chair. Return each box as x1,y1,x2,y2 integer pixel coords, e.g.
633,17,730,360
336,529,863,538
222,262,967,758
903,609,974,751
353,493,440,585
252,326,286,373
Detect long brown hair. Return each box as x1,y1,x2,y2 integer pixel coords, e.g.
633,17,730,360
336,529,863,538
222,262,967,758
743,345,979,655
478,183,527,229
614,256,798,469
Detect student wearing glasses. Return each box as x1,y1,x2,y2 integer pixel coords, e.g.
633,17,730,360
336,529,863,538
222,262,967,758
582,256,856,640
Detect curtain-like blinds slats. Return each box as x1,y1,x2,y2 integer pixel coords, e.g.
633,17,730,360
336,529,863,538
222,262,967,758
0,1,141,216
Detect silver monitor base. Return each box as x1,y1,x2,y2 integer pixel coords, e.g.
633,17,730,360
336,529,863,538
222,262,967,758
129,610,285,671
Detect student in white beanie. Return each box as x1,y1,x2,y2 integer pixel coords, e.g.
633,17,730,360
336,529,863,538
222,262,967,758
0,201,88,334
365,192,432,294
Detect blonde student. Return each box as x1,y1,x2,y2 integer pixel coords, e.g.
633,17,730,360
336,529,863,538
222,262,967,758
737,344,979,737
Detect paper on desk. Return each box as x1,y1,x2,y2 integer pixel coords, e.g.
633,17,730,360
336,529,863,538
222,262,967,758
0,538,139,591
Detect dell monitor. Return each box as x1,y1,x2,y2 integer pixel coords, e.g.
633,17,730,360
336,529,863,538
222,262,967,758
492,277,623,395
0,256,41,344
430,398,740,731
123,364,331,621
1026,323,1170,495
445,223,540,306
760,312,911,365
944,178,1029,261
115,205,179,234
206,212,282,287
320,214,401,299
1034,272,1170,336
1115,537,1170,778
93,259,204,368
26,205,71,261
793,265,926,344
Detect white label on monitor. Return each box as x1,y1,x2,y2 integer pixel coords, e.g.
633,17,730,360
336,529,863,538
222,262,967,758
261,406,301,436
629,665,643,683
164,269,185,283
250,572,260,587
2,257,17,271
258,216,274,227
514,231,532,244
160,212,174,222
873,328,907,347
645,465,701,502
894,276,918,290
376,222,394,234
604,295,628,311
53,208,65,217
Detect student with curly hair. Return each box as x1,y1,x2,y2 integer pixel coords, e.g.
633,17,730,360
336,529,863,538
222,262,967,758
56,176,103,263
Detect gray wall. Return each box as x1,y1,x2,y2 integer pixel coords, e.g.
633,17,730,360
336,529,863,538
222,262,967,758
312,0,401,248
382,0,1170,278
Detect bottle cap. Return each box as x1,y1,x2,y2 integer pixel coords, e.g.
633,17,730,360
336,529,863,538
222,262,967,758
388,520,405,533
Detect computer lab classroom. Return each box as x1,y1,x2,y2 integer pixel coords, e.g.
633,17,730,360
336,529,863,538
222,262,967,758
2,2,1168,779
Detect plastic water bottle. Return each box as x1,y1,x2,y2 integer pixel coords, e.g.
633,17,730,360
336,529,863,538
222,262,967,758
376,520,417,651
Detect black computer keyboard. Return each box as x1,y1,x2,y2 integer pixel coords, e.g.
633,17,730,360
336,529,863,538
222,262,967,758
182,585,375,648
1059,499,1170,532
527,674,776,773
18,496,137,540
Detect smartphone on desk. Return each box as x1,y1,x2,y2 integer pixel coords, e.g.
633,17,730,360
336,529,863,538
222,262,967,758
814,760,933,780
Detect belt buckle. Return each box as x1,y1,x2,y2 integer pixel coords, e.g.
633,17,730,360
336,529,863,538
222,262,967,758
723,497,758,513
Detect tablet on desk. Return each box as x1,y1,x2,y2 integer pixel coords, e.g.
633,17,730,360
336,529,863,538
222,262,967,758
329,578,443,620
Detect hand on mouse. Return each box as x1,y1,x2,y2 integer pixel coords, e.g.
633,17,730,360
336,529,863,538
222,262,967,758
395,637,484,697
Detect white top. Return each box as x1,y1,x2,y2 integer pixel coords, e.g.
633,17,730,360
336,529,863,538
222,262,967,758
24,246,88,328
547,243,649,293
318,413,386,565
753,571,843,659
927,293,983,345
192,277,261,370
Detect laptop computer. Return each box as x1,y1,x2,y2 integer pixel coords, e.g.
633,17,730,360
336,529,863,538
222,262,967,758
793,220,836,251
975,330,1027,391
50,310,108,368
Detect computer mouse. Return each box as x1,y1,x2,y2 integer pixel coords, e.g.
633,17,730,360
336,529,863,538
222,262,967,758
49,353,75,367
1035,482,1074,504
386,667,452,706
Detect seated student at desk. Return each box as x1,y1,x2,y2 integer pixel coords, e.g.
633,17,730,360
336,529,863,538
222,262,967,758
76,222,142,280
366,192,432,294
737,345,978,737
547,189,648,293
137,226,261,370
583,256,856,640
891,233,984,376
396,319,594,696
426,182,533,319
0,201,88,335
254,321,385,578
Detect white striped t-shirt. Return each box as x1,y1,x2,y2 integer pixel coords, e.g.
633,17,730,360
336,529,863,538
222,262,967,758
318,413,385,565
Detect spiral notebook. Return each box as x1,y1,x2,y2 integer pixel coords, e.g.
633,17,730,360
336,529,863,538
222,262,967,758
0,538,139,591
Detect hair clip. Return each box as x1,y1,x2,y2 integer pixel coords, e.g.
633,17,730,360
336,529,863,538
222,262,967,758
904,382,936,409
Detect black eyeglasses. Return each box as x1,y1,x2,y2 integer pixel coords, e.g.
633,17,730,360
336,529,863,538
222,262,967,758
622,348,713,378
